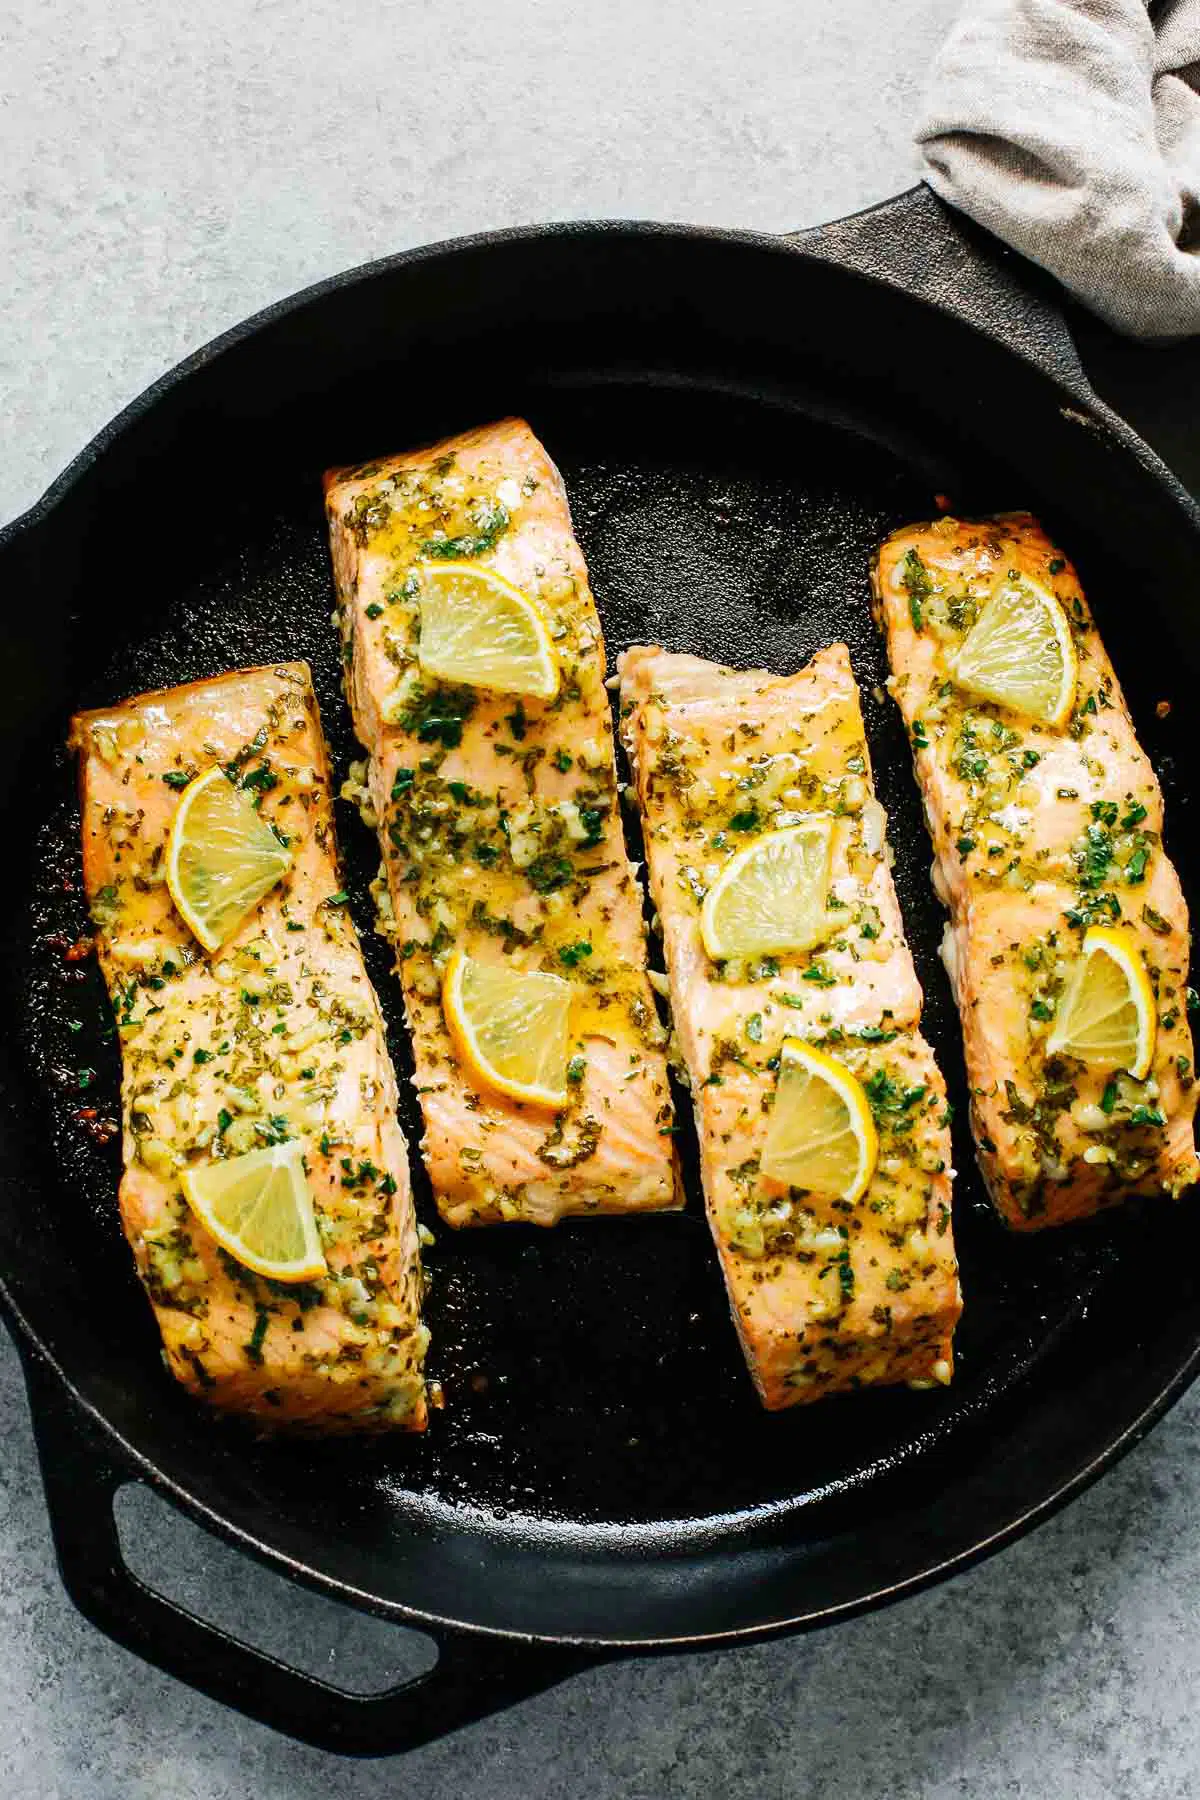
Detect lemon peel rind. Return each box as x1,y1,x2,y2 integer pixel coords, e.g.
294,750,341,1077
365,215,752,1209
442,948,572,1108
181,1141,327,1285
415,561,559,701
166,765,292,954
700,822,835,962
953,575,1077,729
760,1038,879,1205
1045,924,1156,1081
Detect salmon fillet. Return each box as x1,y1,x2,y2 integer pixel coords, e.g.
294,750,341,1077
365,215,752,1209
619,643,961,1408
70,664,429,1430
873,513,1200,1228
324,419,678,1227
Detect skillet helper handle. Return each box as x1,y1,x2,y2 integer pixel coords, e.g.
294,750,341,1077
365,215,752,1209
787,182,1094,398
25,1360,588,1756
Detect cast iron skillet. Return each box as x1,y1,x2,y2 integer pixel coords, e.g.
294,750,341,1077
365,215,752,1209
3,186,1200,1756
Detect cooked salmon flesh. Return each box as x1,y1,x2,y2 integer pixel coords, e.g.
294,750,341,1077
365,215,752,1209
71,664,429,1429
325,418,678,1227
619,642,961,1408
873,513,1199,1228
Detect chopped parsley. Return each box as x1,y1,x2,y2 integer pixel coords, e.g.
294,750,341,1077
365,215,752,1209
420,498,510,560
863,1068,927,1125
1074,822,1113,889
505,700,528,742
801,963,836,987
527,853,574,894
900,548,932,632
857,904,882,940
577,805,605,847
240,761,278,795
1065,892,1121,930
245,1309,270,1366
399,684,476,750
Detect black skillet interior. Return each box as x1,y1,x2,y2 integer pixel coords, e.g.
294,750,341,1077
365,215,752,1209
4,214,1200,1662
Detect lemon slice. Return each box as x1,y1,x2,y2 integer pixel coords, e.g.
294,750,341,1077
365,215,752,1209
166,765,292,952
760,1039,879,1201
415,562,558,699
443,949,572,1106
952,574,1077,726
181,1141,327,1284
700,822,835,961
1045,924,1156,1079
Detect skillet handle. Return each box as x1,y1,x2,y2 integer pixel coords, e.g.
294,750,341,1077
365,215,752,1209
787,183,1094,398
25,1359,593,1756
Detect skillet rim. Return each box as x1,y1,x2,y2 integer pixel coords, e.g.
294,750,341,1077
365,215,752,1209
14,1319,1200,1651
2,206,1198,552
3,208,1200,1653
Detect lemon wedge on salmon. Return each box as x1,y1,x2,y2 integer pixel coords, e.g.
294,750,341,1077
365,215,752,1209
181,1141,327,1284
442,949,573,1106
166,765,292,952
761,1039,879,1202
701,822,835,961
953,574,1077,726
415,562,558,699
1046,924,1156,1079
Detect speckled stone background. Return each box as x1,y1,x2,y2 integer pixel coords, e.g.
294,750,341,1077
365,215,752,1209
4,2,1200,1794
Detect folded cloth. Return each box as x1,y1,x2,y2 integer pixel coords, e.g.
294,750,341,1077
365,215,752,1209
916,0,1200,339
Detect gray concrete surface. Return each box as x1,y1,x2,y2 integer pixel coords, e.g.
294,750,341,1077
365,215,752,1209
4,1,1200,1794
